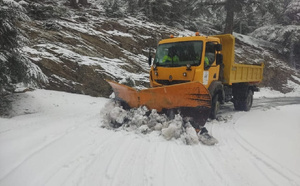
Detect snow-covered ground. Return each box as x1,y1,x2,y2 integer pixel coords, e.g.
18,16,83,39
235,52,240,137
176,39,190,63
0,89,300,186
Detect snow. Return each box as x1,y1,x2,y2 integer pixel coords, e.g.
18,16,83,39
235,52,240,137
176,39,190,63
1,89,300,186
255,87,300,98
105,30,133,38
235,106,300,174
250,24,300,44
22,44,149,83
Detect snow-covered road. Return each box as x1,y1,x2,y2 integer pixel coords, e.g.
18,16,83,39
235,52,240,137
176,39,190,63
0,90,299,186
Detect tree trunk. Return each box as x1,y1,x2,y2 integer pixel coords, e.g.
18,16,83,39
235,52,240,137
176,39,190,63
224,0,235,34
79,0,88,6
70,0,78,8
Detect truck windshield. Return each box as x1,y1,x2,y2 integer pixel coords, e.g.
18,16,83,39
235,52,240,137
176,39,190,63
154,41,203,67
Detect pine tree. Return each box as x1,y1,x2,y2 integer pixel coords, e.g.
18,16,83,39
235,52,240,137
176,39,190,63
285,0,300,24
0,0,47,96
127,0,137,15
103,0,124,18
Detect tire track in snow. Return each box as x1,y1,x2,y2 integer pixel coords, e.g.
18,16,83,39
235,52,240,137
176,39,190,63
189,146,209,185
43,128,117,186
0,118,83,182
78,131,121,185
142,141,157,186
134,138,153,186
129,139,148,186
143,140,169,186
102,132,129,185
162,143,169,186
214,122,259,176
100,131,156,186
110,135,145,186
211,116,300,186
193,145,230,185
167,144,187,185
63,130,127,186
233,129,300,185
207,122,275,186
0,111,109,186
228,110,300,184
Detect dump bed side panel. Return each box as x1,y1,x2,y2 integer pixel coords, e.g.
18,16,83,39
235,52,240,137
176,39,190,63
230,63,264,84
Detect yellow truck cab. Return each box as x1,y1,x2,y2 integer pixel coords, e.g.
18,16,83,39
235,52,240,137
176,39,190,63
149,34,264,119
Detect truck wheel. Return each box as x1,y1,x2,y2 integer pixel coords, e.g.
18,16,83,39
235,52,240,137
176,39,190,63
120,100,130,110
167,109,175,120
210,94,220,119
234,89,253,111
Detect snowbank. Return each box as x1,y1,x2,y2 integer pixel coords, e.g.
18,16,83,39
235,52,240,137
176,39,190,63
254,86,300,98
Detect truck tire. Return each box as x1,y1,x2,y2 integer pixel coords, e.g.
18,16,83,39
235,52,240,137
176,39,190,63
234,89,253,111
210,94,220,119
120,100,131,110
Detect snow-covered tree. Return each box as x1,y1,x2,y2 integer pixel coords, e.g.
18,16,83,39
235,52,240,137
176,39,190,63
69,0,89,8
102,0,124,17
285,0,300,24
0,0,48,96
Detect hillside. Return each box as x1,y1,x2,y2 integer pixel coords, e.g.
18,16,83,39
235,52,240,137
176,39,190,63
2,0,300,98
1,2,300,185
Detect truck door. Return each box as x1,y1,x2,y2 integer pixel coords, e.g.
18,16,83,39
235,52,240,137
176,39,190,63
203,42,220,87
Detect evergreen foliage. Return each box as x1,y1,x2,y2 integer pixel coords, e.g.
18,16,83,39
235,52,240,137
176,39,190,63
102,0,124,18
101,0,298,34
0,0,47,96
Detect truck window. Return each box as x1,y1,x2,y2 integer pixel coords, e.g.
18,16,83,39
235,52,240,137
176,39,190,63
154,41,203,67
204,42,216,69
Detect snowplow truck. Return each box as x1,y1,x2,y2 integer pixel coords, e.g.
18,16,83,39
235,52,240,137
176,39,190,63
107,34,264,129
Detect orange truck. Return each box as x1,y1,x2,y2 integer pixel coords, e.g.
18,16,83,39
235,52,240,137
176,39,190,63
107,34,264,129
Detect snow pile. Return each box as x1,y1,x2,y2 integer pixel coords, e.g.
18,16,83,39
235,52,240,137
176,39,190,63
101,101,200,145
255,84,300,98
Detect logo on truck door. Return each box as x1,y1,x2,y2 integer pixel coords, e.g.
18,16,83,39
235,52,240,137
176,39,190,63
203,71,209,85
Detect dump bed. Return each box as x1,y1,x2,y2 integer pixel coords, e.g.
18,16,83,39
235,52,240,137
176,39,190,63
230,63,264,84
214,34,264,85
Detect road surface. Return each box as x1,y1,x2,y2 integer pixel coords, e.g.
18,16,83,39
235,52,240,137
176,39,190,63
0,90,299,186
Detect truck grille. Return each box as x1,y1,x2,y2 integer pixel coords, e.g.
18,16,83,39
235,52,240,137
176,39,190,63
155,80,190,85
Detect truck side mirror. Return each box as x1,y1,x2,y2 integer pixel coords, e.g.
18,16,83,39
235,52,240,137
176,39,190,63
148,56,152,66
215,44,222,51
216,54,223,65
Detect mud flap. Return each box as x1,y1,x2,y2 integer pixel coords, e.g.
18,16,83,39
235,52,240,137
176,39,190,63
107,80,212,127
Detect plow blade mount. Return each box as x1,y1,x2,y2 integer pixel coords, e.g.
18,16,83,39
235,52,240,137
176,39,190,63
107,80,212,127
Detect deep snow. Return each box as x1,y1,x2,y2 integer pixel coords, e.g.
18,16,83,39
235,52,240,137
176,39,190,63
0,89,300,186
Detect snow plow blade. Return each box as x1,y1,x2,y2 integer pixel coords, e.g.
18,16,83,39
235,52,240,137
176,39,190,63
107,80,212,127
